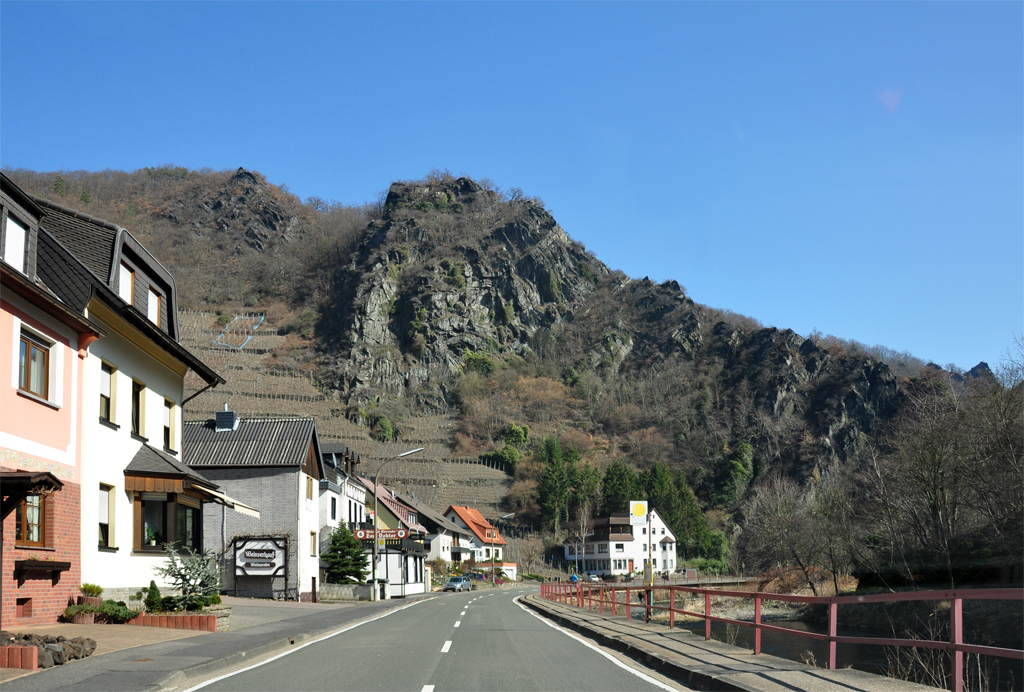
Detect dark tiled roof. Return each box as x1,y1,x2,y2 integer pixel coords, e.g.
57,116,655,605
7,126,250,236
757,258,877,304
34,201,119,283
182,417,316,467
126,444,217,488
358,477,428,533
35,229,96,312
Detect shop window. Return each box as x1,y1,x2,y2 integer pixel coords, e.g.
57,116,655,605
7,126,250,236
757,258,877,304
14,495,44,547
99,484,114,548
99,363,115,423
18,331,49,399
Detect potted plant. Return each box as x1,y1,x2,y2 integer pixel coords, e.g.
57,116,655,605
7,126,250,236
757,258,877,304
146,527,158,546
63,604,98,625
77,583,104,607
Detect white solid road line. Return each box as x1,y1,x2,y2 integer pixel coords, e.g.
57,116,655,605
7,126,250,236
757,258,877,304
513,597,680,692
454,621,461,627
442,640,453,653
181,598,433,692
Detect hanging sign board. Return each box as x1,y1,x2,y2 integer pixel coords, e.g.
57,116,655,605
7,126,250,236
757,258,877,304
629,501,648,526
235,537,286,577
354,528,408,540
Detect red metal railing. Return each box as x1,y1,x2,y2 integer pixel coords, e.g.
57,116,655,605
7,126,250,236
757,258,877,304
539,582,1024,692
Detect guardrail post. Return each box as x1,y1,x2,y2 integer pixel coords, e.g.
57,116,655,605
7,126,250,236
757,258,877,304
669,589,675,629
626,588,631,621
611,587,616,616
588,585,592,610
828,602,838,670
645,587,650,624
705,591,711,640
754,596,762,655
951,597,963,692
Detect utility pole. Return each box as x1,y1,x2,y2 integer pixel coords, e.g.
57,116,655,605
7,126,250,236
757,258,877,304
371,448,423,602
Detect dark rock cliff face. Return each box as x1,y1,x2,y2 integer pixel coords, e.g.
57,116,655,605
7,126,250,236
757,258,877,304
311,176,900,468
320,178,606,404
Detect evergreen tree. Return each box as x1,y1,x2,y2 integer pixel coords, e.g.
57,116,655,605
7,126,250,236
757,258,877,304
601,460,641,515
321,524,369,583
676,472,716,559
538,437,570,533
644,462,684,539
572,464,602,517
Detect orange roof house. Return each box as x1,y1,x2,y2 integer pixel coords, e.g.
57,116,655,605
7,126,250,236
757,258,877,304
444,505,506,547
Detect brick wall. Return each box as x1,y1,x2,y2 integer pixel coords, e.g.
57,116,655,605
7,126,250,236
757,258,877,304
1,481,81,626
198,466,300,599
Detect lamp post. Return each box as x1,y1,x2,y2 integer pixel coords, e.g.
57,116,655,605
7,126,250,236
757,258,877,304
371,447,423,602
491,512,513,581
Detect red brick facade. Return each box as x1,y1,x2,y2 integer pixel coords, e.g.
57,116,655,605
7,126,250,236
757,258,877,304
1,479,81,626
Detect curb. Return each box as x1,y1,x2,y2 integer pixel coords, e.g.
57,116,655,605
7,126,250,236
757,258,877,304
522,595,752,692
155,598,434,691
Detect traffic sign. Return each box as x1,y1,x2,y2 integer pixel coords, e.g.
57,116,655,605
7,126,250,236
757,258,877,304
629,501,648,526
354,528,408,540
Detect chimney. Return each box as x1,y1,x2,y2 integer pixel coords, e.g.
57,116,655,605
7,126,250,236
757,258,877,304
215,404,239,432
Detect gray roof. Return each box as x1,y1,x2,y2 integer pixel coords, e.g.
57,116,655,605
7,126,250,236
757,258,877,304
125,444,217,488
182,416,317,467
393,492,466,537
36,229,99,313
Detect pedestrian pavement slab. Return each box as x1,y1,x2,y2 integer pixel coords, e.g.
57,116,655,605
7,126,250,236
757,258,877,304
0,594,435,692
522,594,941,692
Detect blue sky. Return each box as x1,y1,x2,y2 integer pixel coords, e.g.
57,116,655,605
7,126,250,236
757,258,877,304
2,2,1020,370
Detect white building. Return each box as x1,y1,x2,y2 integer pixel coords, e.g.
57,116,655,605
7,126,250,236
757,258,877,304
29,197,247,599
564,509,677,577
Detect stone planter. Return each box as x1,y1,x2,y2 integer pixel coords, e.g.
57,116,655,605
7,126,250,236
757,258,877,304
126,612,220,632
77,596,103,607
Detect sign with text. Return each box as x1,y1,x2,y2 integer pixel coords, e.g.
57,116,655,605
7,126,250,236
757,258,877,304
354,528,408,540
629,501,648,526
235,537,286,578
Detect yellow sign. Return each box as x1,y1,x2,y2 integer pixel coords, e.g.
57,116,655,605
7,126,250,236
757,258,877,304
629,501,648,525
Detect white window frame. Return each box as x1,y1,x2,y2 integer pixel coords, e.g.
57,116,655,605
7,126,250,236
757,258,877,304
118,263,134,304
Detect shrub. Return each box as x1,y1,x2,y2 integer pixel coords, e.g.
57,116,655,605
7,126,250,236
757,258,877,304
144,580,163,612
440,259,466,290
155,545,221,611
463,350,496,376
79,582,103,597
373,415,394,442
480,445,523,473
99,599,140,623
502,423,529,448
204,593,222,606
63,604,99,620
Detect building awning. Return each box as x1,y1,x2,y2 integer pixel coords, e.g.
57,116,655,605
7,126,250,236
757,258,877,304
196,486,260,518
1,471,64,520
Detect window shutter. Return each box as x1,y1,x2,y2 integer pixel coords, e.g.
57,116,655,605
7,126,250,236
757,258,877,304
3,216,27,273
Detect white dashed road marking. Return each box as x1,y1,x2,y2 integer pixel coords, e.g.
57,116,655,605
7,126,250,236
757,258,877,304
422,687,434,692
454,621,461,627
442,640,452,653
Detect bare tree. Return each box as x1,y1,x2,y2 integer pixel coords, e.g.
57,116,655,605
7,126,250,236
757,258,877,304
568,499,594,574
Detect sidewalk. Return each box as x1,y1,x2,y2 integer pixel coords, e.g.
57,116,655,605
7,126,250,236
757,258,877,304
522,594,940,692
1,593,435,691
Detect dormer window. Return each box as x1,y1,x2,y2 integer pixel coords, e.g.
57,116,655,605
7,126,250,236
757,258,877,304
118,262,134,304
408,512,417,525
147,287,160,325
3,215,26,273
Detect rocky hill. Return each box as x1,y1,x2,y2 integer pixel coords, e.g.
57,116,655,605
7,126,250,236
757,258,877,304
2,166,951,521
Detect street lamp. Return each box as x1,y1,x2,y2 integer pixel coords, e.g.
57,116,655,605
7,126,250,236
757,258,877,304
371,447,424,601
491,512,513,581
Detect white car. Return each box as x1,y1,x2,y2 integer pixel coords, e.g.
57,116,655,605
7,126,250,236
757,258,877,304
585,572,601,583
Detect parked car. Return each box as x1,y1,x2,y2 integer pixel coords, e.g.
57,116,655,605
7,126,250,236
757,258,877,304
585,572,601,583
444,577,472,592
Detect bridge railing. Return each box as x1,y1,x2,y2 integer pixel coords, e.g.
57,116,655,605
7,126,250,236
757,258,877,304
538,582,1024,692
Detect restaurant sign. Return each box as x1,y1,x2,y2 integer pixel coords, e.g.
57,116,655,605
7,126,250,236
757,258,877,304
354,528,408,540
235,536,287,577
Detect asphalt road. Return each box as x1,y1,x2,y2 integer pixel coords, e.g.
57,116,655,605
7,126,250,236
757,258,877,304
189,587,687,692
